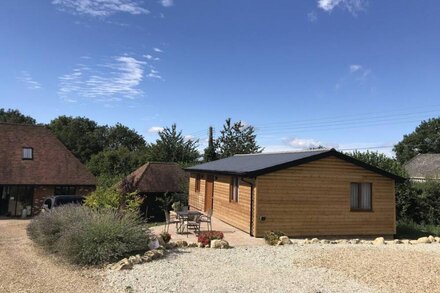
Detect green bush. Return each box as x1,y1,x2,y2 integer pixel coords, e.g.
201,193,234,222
396,220,440,239
84,186,142,213
264,231,286,245
27,205,150,266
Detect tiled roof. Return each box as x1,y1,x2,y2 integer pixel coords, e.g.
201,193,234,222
0,123,96,185
404,153,440,179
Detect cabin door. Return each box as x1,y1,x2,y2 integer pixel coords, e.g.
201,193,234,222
204,176,214,212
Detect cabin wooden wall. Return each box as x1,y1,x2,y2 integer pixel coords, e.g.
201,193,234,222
254,156,396,238
188,173,252,233
188,174,205,211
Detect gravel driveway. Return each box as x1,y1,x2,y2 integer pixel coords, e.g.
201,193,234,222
104,243,440,292
0,219,112,293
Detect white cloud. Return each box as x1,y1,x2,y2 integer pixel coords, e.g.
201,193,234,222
18,71,42,90
288,138,324,149
58,56,146,102
144,54,153,60
147,68,163,80
184,135,194,141
317,0,366,15
349,64,362,73
52,0,149,17
160,0,173,7
307,11,318,23
153,47,163,53
148,126,164,133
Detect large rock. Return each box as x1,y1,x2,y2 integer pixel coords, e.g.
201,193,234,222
401,239,410,245
373,237,385,245
210,239,222,248
128,254,143,265
110,258,133,270
350,239,360,244
320,239,330,244
279,236,292,245
392,239,402,244
220,240,230,249
428,235,435,243
197,242,205,248
417,237,431,244
176,240,188,248
310,238,320,244
187,242,198,248
434,237,440,243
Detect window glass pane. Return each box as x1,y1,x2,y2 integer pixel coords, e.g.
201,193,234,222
360,183,372,210
350,183,359,209
22,148,33,159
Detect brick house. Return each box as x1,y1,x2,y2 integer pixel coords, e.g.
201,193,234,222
0,123,96,217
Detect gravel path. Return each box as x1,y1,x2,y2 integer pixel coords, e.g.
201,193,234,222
105,244,440,293
0,219,112,293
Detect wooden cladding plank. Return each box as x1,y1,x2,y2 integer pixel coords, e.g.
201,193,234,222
255,156,396,237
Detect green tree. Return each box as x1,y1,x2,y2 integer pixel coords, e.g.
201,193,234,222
394,117,440,164
149,124,200,163
87,147,149,178
48,116,107,163
347,150,407,177
203,126,218,162
0,108,36,124
105,123,146,151
216,118,263,158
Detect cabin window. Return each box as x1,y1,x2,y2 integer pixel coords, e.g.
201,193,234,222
22,147,33,160
350,183,372,211
195,174,201,192
230,176,239,202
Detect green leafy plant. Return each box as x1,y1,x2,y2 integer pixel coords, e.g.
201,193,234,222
27,205,150,266
171,201,182,212
264,231,286,246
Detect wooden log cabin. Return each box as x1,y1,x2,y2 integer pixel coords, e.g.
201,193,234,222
186,149,405,238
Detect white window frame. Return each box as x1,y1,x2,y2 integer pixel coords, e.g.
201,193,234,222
230,176,239,202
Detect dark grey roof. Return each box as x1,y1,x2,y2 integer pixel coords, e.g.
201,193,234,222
186,148,405,181
404,154,440,179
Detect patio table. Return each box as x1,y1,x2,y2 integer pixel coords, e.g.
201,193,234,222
176,210,202,233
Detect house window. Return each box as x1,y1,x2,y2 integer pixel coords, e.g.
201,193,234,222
54,186,76,195
230,176,239,202
350,183,372,211
22,147,33,160
195,174,201,192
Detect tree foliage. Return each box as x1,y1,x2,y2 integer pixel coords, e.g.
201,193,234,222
48,116,107,163
87,147,149,178
106,123,146,151
149,124,200,163
347,150,407,177
394,117,440,164
0,108,36,124
216,118,263,158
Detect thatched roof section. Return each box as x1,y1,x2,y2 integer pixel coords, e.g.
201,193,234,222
126,162,186,193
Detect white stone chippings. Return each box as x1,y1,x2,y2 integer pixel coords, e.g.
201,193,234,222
103,247,373,292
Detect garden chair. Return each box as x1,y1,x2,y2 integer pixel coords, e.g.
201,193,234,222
181,206,189,213
184,214,201,237
198,208,213,231
164,210,181,233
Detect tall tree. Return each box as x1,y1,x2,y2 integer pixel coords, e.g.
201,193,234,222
216,118,263,158
394,117,440,164
347,150,407,177
203,126,218,162
106,123,146,151
149,124,200,163
48,116,107,163
0,108,36,124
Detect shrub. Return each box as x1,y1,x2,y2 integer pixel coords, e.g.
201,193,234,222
84,186,142,213
197,231,224,246
160,231,171,243
28,205,150,266
264,231,285,245
396,220,440,239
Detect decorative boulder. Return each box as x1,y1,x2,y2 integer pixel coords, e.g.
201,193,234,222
128,254,143,265
401,239,410,245
373,237,385,245
210,239,222,248
393,239,402,244
310,238,320,244
166,242,178,249
279,236,292,245
176,240,188,247
188,242,198,248
417,237,431,244
320,240,330,244
350,239,360,244
435,237,440,243
197,242,205,248
110,258,133,271
428,235,435,243
220,240,230,249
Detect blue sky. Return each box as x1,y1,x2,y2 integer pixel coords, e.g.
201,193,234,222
1,0,439,156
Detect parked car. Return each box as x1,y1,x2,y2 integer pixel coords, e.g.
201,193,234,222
42,195,85,211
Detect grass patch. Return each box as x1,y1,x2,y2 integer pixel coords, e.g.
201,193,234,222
396,221,440,239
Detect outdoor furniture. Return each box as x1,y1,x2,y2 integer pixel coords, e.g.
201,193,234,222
198,208,213,231
176,210,202,236
164,210,181,233
181,206,189,213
